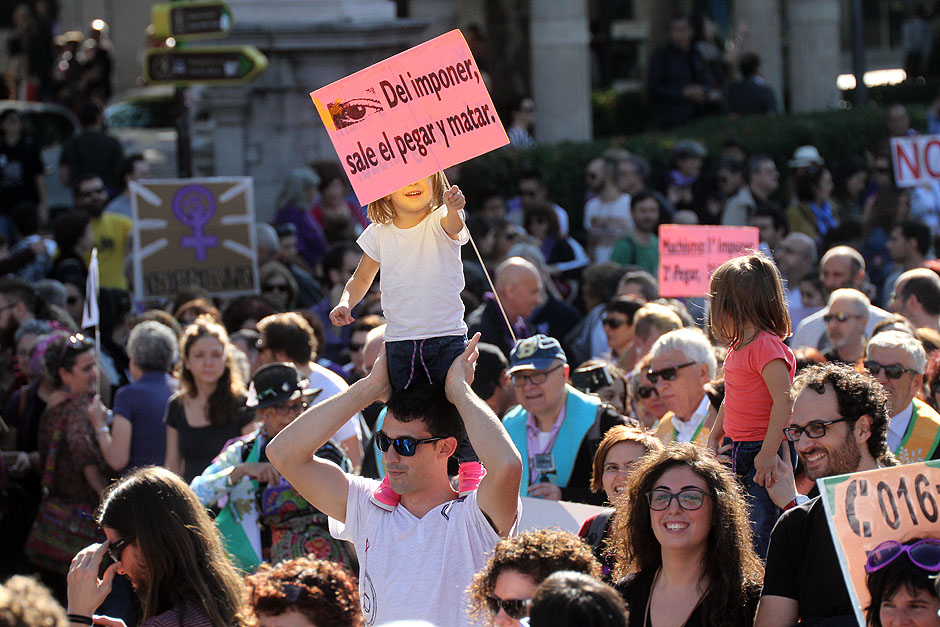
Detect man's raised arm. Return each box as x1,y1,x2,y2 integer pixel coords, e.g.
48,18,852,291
267,356,391,523
446,333,523,537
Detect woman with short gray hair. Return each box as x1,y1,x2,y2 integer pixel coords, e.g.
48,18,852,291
89,320,179,473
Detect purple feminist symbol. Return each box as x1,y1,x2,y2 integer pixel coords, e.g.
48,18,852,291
172,185,219,261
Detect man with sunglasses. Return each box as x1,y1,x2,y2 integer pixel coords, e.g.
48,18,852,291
648,329,716,447
821,288,870,366
791,246,892,350
75,173,132,290
756,363,891,627
865,330,940,464
267,334,523,627
502,334,629,505
191,362,353,573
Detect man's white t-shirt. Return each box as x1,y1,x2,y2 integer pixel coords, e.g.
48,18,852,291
357,206,468,342
583,194,633,262
330,475,520,627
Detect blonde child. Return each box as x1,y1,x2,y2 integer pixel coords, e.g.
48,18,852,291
330,172,482,510
706,252,795,559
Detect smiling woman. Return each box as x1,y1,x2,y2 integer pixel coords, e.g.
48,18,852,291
609,443,763,627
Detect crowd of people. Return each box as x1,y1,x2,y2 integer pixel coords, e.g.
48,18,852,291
3,42,940,625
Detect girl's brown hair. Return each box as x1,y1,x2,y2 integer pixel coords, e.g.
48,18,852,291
708,251,791,346
609,443,763,627
366,172,447,224
177,314,246,427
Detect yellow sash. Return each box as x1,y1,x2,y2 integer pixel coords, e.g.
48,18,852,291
894,398,940,464
655,412,711,447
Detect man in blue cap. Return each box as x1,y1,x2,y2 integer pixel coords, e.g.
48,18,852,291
502,334,630,505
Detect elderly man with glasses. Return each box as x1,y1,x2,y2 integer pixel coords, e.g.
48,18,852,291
191,362,355,573
502,334,631,505
864,330,940,463
756,362,891,627
648,328,717,447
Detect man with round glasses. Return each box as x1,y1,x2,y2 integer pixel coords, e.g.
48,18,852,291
267,335,524,627
865,330,940,463
502,334,630,505
756,362,892,626
647,328,716,447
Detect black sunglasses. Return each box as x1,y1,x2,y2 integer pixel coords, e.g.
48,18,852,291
486,596,533,619
647,362,696,383
375,432,443,456
263,283,290,293
823,312,862,323
783,417,853,442
107,536,132,564
602,317,627,329
637,385,658,399
864,360,919,380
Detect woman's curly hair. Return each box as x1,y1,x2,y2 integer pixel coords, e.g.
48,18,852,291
467,529,601,625
608,443,763,627
242,556,362,627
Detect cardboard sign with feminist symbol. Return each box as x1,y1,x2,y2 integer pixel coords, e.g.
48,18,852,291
130,177,258,302
310,29,509,205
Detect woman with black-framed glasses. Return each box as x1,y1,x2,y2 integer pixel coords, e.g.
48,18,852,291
610,443,763,626
866,537,940,627
466,529,601,626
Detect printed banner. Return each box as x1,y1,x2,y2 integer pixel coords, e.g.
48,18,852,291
519,496,608,534
891,134,940,188
657,225,759,297
310,29,508,205
130,177,258,302
818,461,940,626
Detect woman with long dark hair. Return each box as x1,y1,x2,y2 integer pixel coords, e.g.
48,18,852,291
66,466,247,626
164,315,252,482
610,443,763,626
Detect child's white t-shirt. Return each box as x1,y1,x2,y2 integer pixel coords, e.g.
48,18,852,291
330,474,519,627
357,206,468,342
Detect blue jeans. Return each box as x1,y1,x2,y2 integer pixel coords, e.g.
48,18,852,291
385,335,477,464
724,438,797,561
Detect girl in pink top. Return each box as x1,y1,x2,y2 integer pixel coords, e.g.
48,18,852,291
706,252,795,559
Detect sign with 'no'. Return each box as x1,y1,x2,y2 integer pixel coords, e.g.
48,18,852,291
130,177,258,302
310,29,509,205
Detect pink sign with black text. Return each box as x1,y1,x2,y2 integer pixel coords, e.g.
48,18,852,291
310,29,509,205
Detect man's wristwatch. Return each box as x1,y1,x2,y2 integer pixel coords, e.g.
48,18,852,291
783,494,811,511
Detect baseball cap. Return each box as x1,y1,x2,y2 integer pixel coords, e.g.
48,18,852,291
507,335,567,375
246,362,322,409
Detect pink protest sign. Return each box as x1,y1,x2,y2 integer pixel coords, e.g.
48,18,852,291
310,29,508,205
658,225,759,297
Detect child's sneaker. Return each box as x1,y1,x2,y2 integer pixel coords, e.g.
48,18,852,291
370,476,400,511
458,461,486,496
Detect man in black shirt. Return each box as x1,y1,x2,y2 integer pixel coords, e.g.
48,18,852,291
756,363,891,626
646,15,711,129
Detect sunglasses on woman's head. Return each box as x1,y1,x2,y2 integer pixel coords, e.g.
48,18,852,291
375,432,443,456
865,539,940,574
486,596,533,619
646,362,696,384
864,360,919,379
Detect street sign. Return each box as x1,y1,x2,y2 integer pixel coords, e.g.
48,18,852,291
151,1,232,40
144,46,267,86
